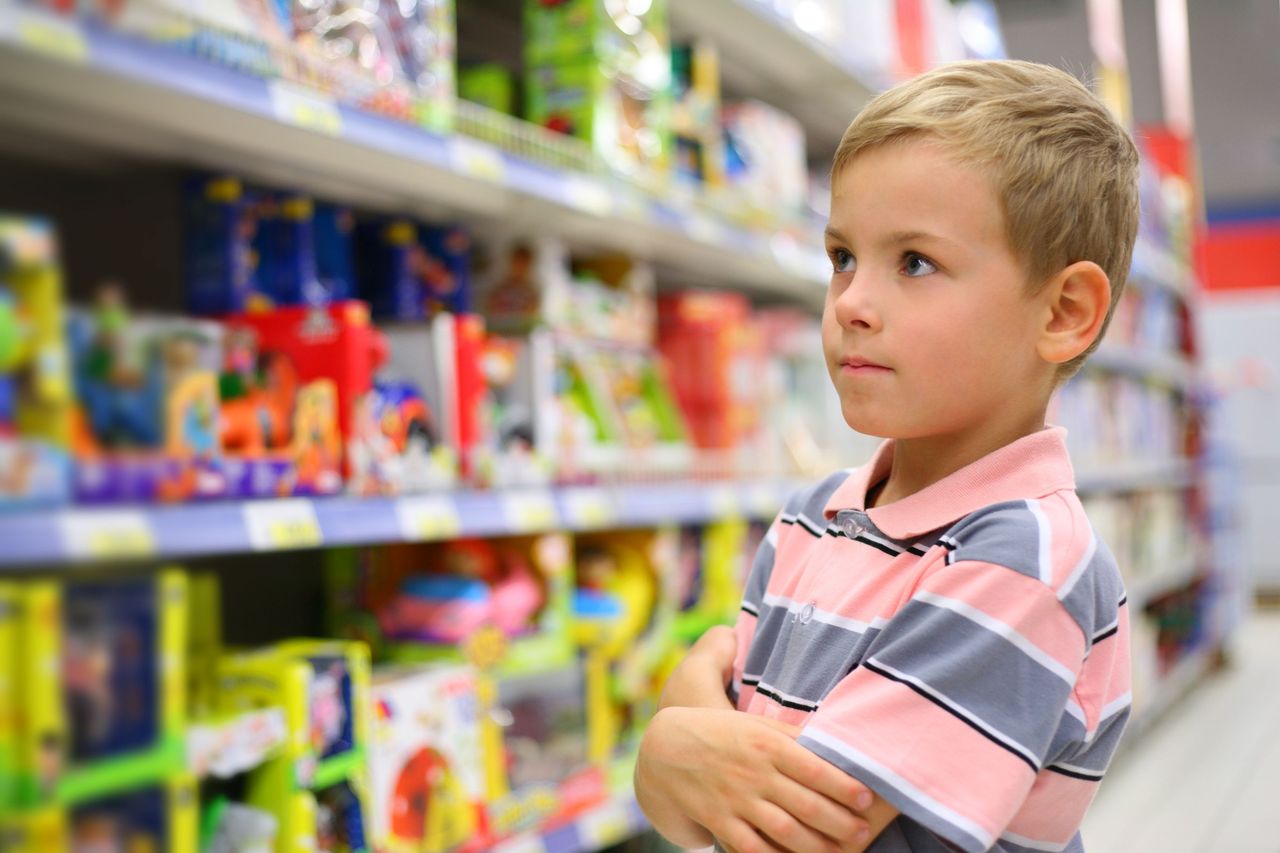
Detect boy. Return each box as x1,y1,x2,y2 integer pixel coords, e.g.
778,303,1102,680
635,60,1137,853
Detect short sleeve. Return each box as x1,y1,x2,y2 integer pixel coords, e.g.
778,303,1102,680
729,513,780,706
797,557,1088,853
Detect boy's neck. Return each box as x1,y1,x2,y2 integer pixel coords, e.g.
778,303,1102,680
868,408,1050,509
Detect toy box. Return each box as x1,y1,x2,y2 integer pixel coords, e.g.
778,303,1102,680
184,175,265,317
471,330,555,488
325,534,576,677
218,639,372,853
572,530,680,786
357,219,472,322
671,40,726,187
0,582,19,811
670,521,747,646
368,664,487,853
485,663,603,839
67,775,199,853
0,216,73,509
721,100,809,224
657,291,764,454
523,0,669,71
69,291,230,503
525,59,672,176
378,0,458,132
459,64,516,115
12,570,188,809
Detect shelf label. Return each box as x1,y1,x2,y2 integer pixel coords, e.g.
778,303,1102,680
60,510,156,561
243,499,323,551
269,81,343,137
501,491,558,533
449,136,506,183
12,11,88,63
493,834,544,853
579,803,633,849
563,488,616,530
396,495,462,542
708,486,739,517
564,176,614,216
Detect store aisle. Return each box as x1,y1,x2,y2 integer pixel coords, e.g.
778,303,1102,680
1082,609,1280,853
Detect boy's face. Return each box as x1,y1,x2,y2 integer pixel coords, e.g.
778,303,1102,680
822,138,1050,441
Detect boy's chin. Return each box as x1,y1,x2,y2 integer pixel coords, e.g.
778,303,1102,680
841,409,896,439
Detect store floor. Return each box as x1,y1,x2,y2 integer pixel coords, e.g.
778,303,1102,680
1082,608,1280,852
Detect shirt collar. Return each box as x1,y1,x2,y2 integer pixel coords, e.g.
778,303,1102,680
822,426,1076,540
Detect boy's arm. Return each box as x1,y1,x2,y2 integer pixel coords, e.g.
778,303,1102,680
637,628,892,853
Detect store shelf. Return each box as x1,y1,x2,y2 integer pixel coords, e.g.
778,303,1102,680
1089,344,1196,392
669,0,881,153
0,3,827,306
1128,556,1202,611
0,480,799,569
1131,238,1194,296
492,794,649,853
1076,458,1195,494
1123,645,1216,749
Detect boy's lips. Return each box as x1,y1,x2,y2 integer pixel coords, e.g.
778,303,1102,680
839,356,891,373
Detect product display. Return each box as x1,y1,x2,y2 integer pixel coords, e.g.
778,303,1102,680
0,1,1236,851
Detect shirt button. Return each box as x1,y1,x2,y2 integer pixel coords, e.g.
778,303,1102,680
842,516,865,538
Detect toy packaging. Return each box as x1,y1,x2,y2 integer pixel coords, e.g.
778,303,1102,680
356,219,473,322
12,569,189,810
471,330,555,488
69,290,230,503
572,530,679,787
67,775,199,853
671,40,726,187
0,216,73,510
325,533,576,678
721,100,809,224
218,639,372,853
459,64,516,115
368,664,487,853
184,175,266,317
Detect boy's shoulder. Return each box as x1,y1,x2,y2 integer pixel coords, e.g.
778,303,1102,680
942,491,1126,641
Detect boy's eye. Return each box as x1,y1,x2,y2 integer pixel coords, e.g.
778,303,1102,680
830,248,855,274
902,252,937,277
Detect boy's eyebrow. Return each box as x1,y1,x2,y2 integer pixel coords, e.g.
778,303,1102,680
824,226,962,252
823,224,849,243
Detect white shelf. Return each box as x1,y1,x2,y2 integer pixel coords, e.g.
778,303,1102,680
0,3,828,307
1089,345,1196,391
1124,645,1216,749
1128,556,1201,611
669,0,880,153
1076,458,1195,494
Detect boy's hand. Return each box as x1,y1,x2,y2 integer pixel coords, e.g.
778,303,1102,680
635,706,874,853
659,625,738,711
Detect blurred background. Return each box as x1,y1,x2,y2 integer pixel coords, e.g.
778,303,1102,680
0,0,1275,851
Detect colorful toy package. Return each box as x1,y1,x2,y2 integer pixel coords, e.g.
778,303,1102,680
0,216,72,509
671,40,726,187
69,289,230,503
368,664,487,853
721,100,809,224
356,219,472,322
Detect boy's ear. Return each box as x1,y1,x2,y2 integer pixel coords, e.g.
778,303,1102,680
1036,261,1112,365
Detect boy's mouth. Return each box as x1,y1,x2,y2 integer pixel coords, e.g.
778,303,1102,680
839,356,891,373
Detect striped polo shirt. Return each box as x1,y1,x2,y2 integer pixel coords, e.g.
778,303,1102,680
730,427,1131,853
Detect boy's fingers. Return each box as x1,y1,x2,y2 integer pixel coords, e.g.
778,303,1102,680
691,625,738,671
767,776,870,845
771,737,875,813
748,800,841,853
720,818,792,853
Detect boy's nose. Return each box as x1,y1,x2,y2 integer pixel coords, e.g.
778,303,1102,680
833,275,882,331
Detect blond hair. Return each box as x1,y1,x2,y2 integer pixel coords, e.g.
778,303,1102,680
833,60,1140,377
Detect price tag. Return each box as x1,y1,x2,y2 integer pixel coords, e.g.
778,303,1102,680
269,81,343,137
493,834,544,853
60,510,156,561
243,499,323,551
579,802,633,849
449,136,507,183
564,176,614,216
396,495,462,542
564,488,616,530
501,491,558,533
688,213,726,246
708,486,738,517
13,11,88,63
